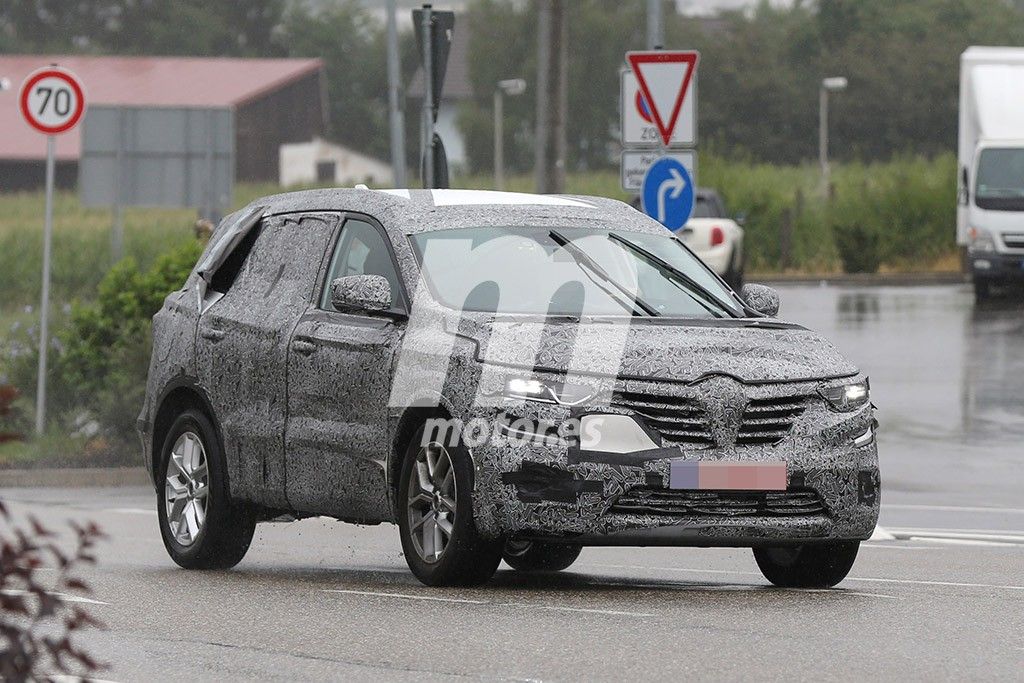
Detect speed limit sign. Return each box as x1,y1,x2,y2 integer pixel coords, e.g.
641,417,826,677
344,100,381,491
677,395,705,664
19,66,86,135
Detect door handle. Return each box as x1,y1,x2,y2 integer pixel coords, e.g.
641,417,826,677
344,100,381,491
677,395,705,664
291,339,316,356
200,328,225,342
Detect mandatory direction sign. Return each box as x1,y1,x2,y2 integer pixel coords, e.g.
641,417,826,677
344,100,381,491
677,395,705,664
20,66,86,135
641,156,695,231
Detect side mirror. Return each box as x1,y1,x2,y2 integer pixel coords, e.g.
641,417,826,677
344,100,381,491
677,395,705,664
734,211,747,227
740,283,780,317
331,274,392,313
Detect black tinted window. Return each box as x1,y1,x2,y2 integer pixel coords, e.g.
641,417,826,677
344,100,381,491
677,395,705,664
210,223,262,294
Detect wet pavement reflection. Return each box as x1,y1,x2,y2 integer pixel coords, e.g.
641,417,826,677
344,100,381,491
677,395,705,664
776,283,1024,507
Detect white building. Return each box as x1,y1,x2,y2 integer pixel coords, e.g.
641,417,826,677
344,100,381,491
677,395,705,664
279,138,393,188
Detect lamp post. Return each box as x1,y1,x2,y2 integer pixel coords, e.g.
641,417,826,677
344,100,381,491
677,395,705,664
819,76,847,196
494,78,526,190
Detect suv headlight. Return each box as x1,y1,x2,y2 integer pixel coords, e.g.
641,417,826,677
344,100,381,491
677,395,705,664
503,376,592,406
819,379,869,412
969,227,996,253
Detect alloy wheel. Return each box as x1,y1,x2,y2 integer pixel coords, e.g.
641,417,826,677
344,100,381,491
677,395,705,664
406,442,457,563
164,431,210,547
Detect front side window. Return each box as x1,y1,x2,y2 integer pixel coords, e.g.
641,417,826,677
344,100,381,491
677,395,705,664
409,226,741,318
975,147,1024,211
321,219,404,311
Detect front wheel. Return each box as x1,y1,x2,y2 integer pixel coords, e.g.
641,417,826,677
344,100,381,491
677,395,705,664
397,426,503,586
753,541,859,588
157,410,256,570
503,540,581,571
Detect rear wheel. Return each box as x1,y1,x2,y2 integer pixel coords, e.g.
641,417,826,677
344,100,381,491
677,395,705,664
398,427,503,586
503,540,581,571
157,410,256,570
753,541,859,588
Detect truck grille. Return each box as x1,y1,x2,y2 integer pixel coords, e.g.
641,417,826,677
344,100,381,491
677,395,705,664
736,395,810,445
1002,233,1024,250
609,487,825,518
611,391,713,446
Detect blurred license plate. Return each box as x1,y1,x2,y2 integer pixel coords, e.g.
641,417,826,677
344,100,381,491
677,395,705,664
669,461,787,491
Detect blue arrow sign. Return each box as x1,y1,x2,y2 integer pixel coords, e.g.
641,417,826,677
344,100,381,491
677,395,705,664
640,156,695,231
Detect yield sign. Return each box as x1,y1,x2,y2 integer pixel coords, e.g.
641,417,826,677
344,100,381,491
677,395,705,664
627,51,699,146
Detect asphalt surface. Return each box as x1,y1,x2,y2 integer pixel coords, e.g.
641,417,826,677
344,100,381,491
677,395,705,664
2,283,1023,681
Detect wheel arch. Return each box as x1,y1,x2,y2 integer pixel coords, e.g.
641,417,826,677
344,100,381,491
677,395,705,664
151,379,222,490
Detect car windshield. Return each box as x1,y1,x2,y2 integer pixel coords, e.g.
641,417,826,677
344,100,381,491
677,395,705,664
409,226,742,318
975,147,1024,209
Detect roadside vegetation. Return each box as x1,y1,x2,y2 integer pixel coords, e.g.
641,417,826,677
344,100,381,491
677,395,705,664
0,154,957,467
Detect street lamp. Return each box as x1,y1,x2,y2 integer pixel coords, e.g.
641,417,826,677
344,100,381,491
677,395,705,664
494,78,527,190
819,76,847,196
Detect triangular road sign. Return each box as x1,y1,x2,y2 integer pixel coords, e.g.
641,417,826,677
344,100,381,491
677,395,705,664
627,51,699,146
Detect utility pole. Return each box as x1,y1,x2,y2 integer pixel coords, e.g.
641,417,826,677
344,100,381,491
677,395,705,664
421,5,434,189
386,0,407,187
819,76,847,198
534,0,567,194
647,0,664,49
494,78,526,190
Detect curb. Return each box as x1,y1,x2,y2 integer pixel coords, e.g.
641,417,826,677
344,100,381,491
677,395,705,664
751,272,968,287
0,466,149,488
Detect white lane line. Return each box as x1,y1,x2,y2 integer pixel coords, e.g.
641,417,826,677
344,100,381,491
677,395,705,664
884,503,1024,515
105,508,157,516
586,563,1024,592
860,544,945,550
784,588,899,600
886,528,1024,544
50,676,121,683
906,537,1015,548
1,589,109,606
322,589,487,605
514,604,653,617
324,590,651,617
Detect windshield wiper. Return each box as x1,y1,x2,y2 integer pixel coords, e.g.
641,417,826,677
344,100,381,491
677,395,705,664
549,230,660,317
607,233,734,318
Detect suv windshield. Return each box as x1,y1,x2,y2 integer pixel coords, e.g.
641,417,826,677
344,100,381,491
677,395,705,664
410,226,741,318
975,147,1024,210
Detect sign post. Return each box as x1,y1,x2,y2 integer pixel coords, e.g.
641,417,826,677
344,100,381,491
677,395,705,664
19,66,86,434
620,50,700,231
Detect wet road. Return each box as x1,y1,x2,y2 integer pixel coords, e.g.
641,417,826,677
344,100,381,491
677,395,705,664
2,283,1023,681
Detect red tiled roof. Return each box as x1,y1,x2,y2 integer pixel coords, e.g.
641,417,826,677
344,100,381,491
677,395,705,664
0,55,323,161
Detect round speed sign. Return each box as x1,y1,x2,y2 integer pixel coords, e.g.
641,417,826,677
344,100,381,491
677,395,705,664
19,66,86,135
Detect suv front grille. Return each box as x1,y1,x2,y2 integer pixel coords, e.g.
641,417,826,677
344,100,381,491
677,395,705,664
737,395,810,445
1003,232,1024,250
609,487,825,518
610,391,713,446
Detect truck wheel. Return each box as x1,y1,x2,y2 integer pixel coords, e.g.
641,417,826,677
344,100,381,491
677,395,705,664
503,540,581,571
753,541,859,588
157,410,256,570
973,277,992,303
398,425,503,586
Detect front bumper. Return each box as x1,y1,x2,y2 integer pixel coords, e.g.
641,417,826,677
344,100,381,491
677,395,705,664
467,396,880,546
970,251,1024,282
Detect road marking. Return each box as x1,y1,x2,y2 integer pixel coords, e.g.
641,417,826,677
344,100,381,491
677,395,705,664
884,503,1024,515
886,528,1024,544
324,590,651,617
586,563,1024,592
1,588,109,605
784,588,899,599
105,507,157,516
907,537,1015,548
322,589,487,605
513,604,653,617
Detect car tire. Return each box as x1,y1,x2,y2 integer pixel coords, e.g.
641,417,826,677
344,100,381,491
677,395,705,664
157,409,256,570
502,540,581,571
398,425,503,587
724,247,744,291
752,541,859,588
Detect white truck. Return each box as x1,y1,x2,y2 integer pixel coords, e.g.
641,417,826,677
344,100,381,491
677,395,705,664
959,47,1024,301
